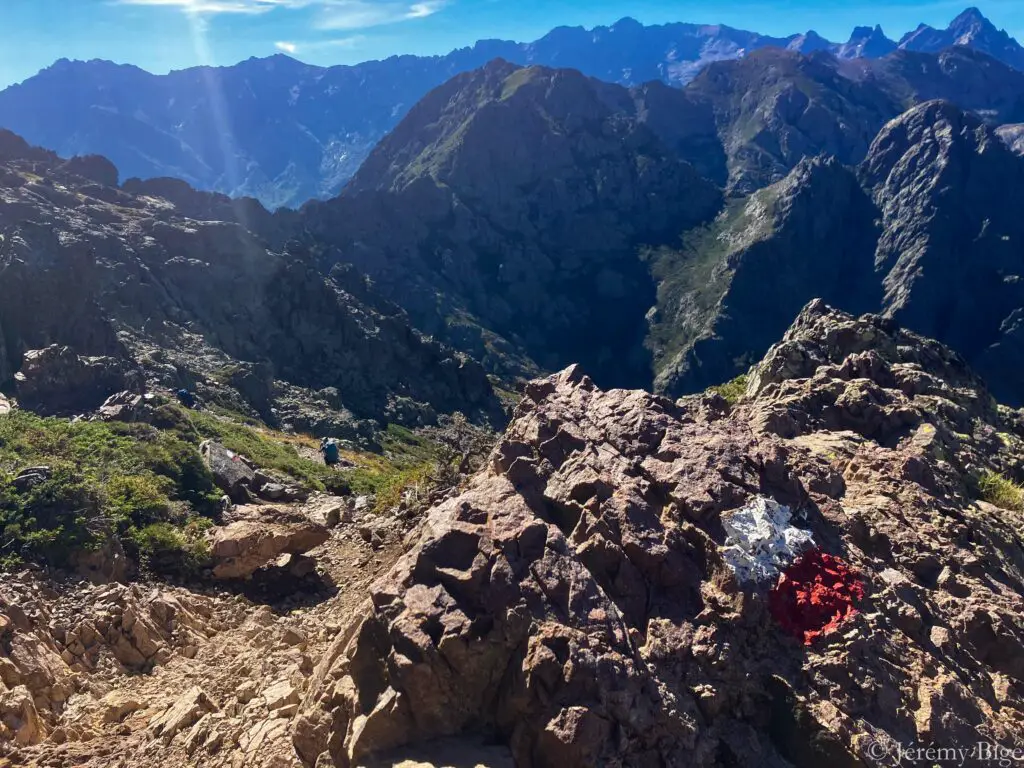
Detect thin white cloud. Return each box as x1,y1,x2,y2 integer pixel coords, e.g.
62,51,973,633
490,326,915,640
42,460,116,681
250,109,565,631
117,0,314,14
275,35,366,53
119,0,449,28
316,0,449,30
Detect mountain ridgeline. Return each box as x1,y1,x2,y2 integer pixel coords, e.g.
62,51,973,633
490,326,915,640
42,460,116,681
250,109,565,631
287,49,1024,406
3,39,1024,411
0,8,1023,207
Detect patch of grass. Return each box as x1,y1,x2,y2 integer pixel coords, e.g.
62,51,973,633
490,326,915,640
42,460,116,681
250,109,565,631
978,471,1024,512
643,196,772,376
182,408,447,512
341,425,443,512
184,409,342,491
711,374,750,406
0,410,221,571
0,398,451,572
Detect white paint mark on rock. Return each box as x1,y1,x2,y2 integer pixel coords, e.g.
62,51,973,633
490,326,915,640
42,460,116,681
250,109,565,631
721,496,815,584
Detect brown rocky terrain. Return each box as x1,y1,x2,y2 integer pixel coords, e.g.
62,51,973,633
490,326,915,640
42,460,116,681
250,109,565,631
294,300,1024,767
0,487,414,768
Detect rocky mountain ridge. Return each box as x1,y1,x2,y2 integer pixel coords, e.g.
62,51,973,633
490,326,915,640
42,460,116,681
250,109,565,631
0,128,501,434
653,99,1024,407
0,8,1022,207
294,300,1024,767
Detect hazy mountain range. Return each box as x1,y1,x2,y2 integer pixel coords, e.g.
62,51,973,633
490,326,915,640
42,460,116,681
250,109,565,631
0,7,1021,208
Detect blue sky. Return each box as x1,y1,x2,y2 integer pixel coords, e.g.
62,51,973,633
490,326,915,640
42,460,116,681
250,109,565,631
0,0,1022,87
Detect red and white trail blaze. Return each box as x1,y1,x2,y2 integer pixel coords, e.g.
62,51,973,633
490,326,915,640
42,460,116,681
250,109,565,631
721,496,864,644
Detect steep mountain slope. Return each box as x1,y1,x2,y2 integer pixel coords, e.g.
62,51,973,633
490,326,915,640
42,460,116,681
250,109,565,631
651,156,881,394
1,8,1023,206
0,130,500,432
684,49,897,193
862,101,1024,402
651,100,1024,406
298,61,722,390
279,56,1024,401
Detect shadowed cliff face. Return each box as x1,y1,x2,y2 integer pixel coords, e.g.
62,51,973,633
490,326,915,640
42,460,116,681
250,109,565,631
299,61,723,391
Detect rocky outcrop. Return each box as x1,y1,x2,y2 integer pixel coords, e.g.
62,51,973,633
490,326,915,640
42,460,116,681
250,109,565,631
0,573,223,749
201,441,258,505
96,390,154,423
296,301,1024,767
0,686,47,745
13,345,137,416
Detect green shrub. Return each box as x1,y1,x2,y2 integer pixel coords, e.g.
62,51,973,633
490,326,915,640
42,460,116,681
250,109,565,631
978,471,1024,512
0,401,447,573
0,411,219,570
711,374,750,406
126,521,210,576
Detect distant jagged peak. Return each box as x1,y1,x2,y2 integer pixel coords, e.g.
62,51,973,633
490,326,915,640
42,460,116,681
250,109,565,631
788,30,832,54
839,23,896,59
949,7,996,33
848,24,887,41
609,16,644,32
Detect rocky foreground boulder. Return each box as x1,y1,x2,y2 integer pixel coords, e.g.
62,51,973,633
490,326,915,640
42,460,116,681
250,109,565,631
295,300,1024,767
209,506,330,581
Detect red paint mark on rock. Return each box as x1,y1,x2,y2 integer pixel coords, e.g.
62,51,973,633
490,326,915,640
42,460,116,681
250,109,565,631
769,551,865,646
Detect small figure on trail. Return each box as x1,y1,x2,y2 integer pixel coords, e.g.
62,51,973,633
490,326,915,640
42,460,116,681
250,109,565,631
176,389,197,409
320,437,341,467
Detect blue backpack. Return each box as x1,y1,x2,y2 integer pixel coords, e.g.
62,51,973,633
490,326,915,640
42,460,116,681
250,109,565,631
322,439,340,463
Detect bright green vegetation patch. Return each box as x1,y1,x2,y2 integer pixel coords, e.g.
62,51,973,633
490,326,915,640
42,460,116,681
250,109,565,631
0,410,220,572
185,412,439,504
184,408,350,495
711,374,750,406
978,471,1024,512
0,401,451,572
